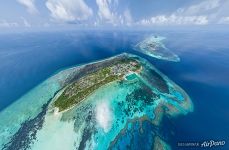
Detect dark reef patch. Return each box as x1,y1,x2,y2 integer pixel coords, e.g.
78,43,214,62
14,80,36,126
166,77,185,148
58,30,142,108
109,120,159,150
78,128,92,150
78,110,95,150
130,83,158,105
120,83,158,118
110,117,171,150
2,91,59,150
140,67,169,94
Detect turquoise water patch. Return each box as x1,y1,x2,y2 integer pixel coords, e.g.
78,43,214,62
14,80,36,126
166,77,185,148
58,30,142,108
0,53,193,150
110,120,156,150
0,66,81,149
125,73,138,80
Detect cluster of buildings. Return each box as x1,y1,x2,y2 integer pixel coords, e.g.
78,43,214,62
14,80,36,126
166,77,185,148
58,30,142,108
110,61,139,76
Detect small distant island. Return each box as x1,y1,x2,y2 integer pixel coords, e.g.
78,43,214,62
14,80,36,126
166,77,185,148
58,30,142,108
134,35,180,62
54,56,142,112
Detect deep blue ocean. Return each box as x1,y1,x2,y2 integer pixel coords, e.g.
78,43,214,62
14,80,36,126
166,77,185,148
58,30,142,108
0,29,228,149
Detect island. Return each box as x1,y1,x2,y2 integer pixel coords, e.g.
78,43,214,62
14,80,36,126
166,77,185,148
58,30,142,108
134,35,180,62
1,53,193,150
54,57,141,112
49,53,192,149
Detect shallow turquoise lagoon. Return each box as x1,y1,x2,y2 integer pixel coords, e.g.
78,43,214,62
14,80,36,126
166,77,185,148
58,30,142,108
125,73,138,80
0,54,193,150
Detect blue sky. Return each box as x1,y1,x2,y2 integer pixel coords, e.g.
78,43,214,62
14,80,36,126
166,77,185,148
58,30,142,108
1,0,229,29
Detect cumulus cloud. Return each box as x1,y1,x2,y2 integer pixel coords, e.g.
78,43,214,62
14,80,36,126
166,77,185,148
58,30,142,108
96,0,116,24
123,9,133,26
17,0,38,14
21,17,31,27
15,0,228,27
137,0,229,26
0,19,31,28
218,16,229,24
178,0,221,15
46,0,93,22
0,20,18,28
95,101,113,133
138,15,208,26
95,0,135,26
136,0,222,26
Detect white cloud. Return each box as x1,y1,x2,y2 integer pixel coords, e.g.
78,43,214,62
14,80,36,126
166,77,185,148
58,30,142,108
123,9,133,26
218,16,229,24
0,20,18,28
46,0,93,22
21,17,31,27
95,101,113,133
178,0,221,15
17,0,38,14
137,0,222,26
96,0,116,24
95,0,135,26
214,0,229,17
138,15,208,26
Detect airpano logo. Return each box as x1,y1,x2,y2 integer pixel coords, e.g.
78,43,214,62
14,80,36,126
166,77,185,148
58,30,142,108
177,140,226,148
201,140,225,148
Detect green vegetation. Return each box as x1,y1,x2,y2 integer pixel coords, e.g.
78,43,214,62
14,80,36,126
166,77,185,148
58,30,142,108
54,58,142,112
